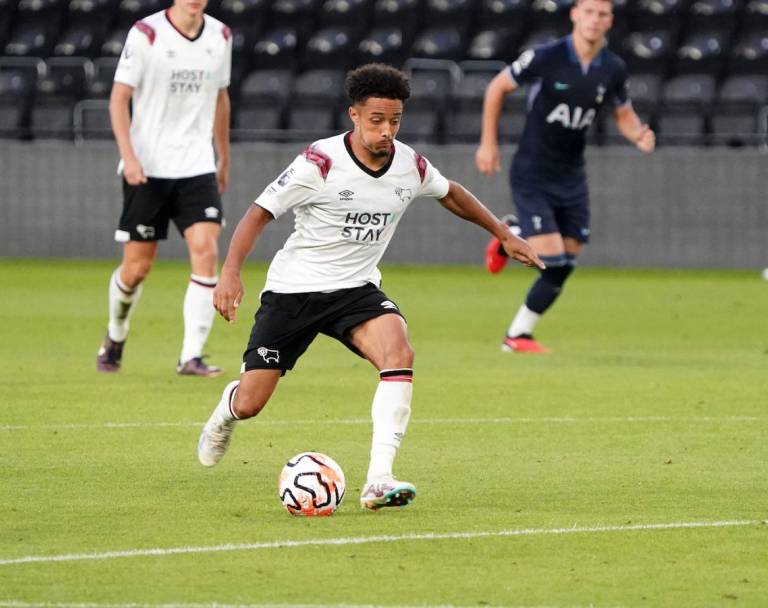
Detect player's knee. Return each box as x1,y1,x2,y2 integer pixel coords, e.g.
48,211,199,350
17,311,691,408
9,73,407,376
231,385,269,419
122,259,153,285
386,342,414,369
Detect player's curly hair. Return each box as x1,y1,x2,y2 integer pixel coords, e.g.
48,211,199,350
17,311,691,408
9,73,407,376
345,63,411,104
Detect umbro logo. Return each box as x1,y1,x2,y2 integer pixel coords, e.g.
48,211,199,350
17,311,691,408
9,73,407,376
554,81,570,90
339,189,354,200
166,50,176,58
204,206,219,219
380,300,398,310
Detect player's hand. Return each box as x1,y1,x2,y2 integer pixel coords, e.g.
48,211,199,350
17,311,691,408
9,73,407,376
500,233,546,270
216,158,229,194
475,143,501,176
635,124,656,153
123,157,147,185
213,270,243,323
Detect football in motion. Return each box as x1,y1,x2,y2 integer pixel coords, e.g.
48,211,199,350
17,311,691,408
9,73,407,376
278,452,346,516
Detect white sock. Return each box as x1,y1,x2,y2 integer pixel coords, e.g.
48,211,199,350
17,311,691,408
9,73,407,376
508,304,541,338
107,268,143,342
366,369,413,483
180,274,217,364
209,380,240,426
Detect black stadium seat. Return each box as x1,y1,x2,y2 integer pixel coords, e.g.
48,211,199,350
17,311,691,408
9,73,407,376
674,28,728,74
466,26,523,62
424,0,478,25
411,26,468,61
477,0,530,28
372,0,420,27
357,26,410,66
251,27,300,70
319,0,373,27
286,69,343,132
101,26,130,57
711,74,768,144
73,98,111,140
689,0,741,29
31,56,92,139
234,68,293,132
217,0,269,29
86,56,119,98
657,73,715,143
0,59,40,138
444,60,505,141
729,27,768,74
530,0,572,27
117,0,166,27
5,22,59,57
622,27,677,74
301,26,360,70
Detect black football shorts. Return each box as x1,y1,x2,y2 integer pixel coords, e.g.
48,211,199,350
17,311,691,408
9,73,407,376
243,283,405,374
116,173,222,242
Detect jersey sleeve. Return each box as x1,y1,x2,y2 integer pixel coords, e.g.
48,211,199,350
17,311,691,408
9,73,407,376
254,154,324,219
508,47,545,86
113,25,151,88
416,153,450,199
219,26,232,88
609,61,630,108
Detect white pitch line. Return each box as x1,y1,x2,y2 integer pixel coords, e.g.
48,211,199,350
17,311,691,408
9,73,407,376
0,520,761,567
0,603,608,608
0,416,763,431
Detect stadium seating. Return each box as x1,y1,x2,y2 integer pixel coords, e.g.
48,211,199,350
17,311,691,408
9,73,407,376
0,0,766,145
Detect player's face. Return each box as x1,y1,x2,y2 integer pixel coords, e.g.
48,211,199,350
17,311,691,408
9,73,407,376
174,0,208,17
349,97,403,158
571,0,613,44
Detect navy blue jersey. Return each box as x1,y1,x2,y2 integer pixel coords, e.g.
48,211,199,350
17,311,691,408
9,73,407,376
509,36,629,178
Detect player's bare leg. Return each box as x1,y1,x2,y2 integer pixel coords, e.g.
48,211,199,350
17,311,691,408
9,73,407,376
504,233,582,353
349,313,417,510
97,241,157,372
178,221,222,376
197,369,281,466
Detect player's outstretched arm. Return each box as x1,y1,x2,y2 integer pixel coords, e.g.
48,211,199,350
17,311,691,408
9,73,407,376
614,104,656,153
439,181,545,269
475,70,516,176
214,204,273,323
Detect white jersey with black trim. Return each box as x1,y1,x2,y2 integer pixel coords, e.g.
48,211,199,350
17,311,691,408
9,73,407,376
255,132,451,294
113,10,232,178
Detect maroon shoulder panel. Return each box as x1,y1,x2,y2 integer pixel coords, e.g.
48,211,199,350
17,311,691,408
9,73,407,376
302,145,332,179
134,21,156,45
415,152,427,183
222,25,231,41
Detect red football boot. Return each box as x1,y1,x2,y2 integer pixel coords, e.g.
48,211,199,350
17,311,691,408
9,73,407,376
484,214,521,274
501,334,550,354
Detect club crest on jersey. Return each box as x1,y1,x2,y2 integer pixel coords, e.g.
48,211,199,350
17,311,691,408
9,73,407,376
596,84,606,104
546,104,596,130
394,187,412,203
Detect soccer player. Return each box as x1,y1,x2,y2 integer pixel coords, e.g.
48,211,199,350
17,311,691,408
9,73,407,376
96,0,232,376
197,64,544,510
475,0,655,353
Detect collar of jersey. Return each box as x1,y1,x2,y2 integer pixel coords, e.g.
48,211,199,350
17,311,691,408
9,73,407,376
565,34,604,72
165,9,206,42
344,132,395,178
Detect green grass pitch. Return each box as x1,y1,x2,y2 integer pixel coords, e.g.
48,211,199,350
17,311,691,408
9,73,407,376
0,258,766,607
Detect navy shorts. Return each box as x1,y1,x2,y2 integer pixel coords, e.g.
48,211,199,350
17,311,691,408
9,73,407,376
116,173,222,242
510,160,591,243
243,283,405,374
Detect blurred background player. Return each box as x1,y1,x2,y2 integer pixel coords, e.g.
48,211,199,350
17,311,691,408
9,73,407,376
196,64,543,510
475,0,655,354
96,0,232,376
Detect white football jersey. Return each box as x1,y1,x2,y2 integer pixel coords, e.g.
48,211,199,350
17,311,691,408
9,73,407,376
256,133,451,293
113,10,232,178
